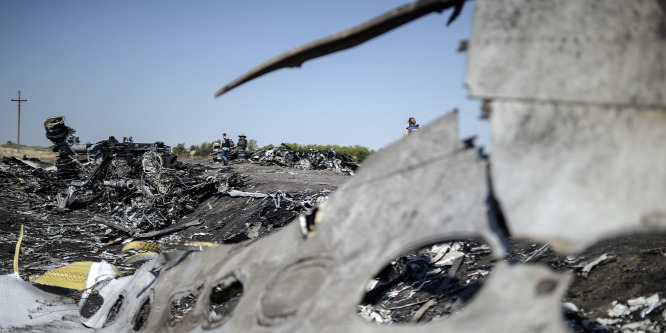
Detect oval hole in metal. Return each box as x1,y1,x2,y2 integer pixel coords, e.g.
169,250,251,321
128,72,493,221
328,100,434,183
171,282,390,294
359,239,493,325
103,295,123,327
132,297,151,331
206,275,244,329
170,292,198,326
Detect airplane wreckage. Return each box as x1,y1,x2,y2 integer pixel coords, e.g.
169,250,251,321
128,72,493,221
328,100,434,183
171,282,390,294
2,0,666,332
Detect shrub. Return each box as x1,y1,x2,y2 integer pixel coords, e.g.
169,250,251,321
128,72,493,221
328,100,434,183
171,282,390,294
172,143,188,157
280,143,374,162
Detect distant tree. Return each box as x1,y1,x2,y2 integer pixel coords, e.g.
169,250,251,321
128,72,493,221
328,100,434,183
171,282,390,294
66,126,80,145
188,141,215,158
247,139,257,151
280,143,374,162
172,143,187,156
199,142,214,157
259,143,274,150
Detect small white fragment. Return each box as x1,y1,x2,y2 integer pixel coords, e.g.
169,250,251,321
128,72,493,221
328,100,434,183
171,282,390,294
430,243,451,262
646,293,660,305
596,317,622,325
640,293,664,318
562,302,579,313
581,253,615,278
608,303,630,317
627,296,647,307
621,319,653,332
366,279,378,291
434,250,464,267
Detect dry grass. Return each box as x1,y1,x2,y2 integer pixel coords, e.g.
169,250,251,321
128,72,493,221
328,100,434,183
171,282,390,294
0,143,57,163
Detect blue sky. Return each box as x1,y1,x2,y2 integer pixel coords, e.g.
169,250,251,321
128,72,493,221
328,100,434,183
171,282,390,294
1,0,489,152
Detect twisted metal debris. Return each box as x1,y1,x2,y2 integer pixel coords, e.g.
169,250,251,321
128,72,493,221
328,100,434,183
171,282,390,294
247,144,359,173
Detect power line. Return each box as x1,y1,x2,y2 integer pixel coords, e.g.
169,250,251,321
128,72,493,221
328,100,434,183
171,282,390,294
11,90,28,153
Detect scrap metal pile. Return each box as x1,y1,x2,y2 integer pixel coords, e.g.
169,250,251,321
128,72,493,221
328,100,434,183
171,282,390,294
42,116,246,232
359,237,666,332
359,240,495,324
246,144,359,173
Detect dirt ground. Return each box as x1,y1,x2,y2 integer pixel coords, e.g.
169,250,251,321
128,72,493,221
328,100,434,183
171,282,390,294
1,157,664,331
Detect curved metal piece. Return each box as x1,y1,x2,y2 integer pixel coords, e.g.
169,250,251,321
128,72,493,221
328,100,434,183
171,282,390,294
215,0,461,97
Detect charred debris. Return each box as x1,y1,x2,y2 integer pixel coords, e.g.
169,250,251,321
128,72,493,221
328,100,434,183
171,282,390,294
41,116,241,230
0,116,340,273
1,116,664,332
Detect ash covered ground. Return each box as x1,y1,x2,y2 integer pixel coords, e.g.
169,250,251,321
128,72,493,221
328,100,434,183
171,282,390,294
0,156,665,332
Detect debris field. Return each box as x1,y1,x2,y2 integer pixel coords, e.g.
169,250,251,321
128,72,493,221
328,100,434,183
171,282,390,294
0,152,664,332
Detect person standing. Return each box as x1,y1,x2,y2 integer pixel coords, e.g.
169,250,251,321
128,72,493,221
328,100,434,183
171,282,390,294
404,117,420,136
221,133,233,165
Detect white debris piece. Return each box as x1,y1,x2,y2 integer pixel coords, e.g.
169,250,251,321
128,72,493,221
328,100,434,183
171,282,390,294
365,279,379,291
596,317,622,326
628,296,649,309
430,243,452,262
581,253,615,278
562,302,579,313
434,250,465,267
564,255,583,264
621,319,660,332
639,293,664,318
608,302,630,317
357,305,391,324
227,190,268,198
620,293,665,319
386,285,410,298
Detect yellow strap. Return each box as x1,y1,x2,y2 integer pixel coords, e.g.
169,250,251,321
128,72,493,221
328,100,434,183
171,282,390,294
161,241,219,251
123,252,160,264
122,241,162,254
13,225,24,274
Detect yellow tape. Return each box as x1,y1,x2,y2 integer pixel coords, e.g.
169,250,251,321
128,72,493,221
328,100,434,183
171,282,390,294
13,224,24,274
122,241,163,254
30,261,95,290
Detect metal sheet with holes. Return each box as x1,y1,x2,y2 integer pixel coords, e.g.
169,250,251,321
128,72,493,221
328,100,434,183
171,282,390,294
91,112,572,333
466,0,666,107
490,102,666,253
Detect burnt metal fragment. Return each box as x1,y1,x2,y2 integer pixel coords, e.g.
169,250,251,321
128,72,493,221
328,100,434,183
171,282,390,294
215,0,464,96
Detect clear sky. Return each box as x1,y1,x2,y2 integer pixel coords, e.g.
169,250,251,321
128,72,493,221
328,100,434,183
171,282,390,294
1,0,489,153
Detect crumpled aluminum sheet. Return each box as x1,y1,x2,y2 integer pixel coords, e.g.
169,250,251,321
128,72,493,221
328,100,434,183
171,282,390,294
86,112,574,332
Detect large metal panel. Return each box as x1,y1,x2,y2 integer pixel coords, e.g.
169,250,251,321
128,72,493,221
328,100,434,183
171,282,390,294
490,102,666,253
466,0,666,107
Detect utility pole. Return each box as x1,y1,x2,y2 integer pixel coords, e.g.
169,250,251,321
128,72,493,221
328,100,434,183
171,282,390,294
11,90,27,153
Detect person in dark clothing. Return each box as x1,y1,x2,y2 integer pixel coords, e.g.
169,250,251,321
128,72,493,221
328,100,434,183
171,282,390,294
404,117,420,136
221,133,233,165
